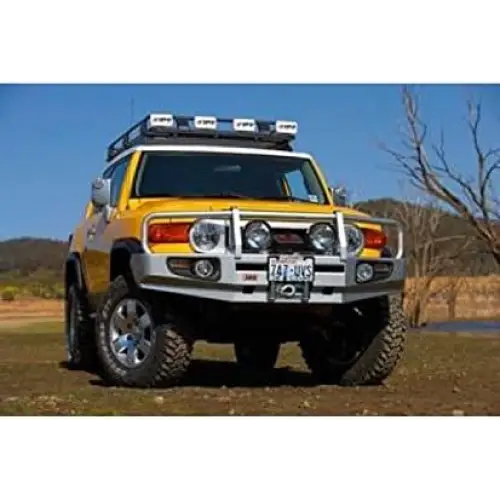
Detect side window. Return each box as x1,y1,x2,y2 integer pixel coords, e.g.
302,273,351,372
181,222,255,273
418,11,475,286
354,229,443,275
108,157,130,207
102,164,115,180
284,169,313,201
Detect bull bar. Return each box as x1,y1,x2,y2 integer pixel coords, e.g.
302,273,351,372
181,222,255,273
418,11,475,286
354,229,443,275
140,208,404,259
129,208,406,304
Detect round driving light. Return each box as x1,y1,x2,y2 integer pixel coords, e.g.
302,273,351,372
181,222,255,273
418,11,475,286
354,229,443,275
345,224,364,255
356,263,374,283
193,259,214,278
309,223,336,252
244,220,271,250
189,220,221,252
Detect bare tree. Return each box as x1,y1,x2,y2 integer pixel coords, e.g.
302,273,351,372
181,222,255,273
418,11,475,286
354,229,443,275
388,194,469,326
381,86,500,269
443,245,489,321
444,275,466,322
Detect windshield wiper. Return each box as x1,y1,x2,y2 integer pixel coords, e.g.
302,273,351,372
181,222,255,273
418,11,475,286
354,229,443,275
204,192,252,199
254,195,318,203
140,193,317,202
149,192,252,199
195,194,318,202
179,192,252,199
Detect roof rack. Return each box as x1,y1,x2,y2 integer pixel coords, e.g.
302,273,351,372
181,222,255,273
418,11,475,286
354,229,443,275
106,113,298,161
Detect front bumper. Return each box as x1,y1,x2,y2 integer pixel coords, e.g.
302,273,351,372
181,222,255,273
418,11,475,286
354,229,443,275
130,252,405,304
130,208,406,305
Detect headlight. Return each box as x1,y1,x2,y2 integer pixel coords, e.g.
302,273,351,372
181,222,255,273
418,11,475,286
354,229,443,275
309,223,336,253
345,224,364,255
244,220,271,250
189,219,222,252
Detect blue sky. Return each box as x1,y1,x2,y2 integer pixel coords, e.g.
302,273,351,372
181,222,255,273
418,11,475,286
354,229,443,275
0,84,498,241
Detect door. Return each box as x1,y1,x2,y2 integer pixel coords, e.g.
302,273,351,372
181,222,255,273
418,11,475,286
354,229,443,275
82,156,130,297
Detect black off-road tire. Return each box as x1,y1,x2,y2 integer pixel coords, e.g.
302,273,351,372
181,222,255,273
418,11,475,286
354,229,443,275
300,294,407,386
65,284,98,371
95,275,193,388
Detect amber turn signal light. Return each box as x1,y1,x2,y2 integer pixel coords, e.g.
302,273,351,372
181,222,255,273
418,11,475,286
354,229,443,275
362,228,388,250
148,222,191,244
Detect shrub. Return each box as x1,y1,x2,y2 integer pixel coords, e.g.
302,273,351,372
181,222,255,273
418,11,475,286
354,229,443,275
51,284,65,300
27,282,65,299
29,283,44,298
1,286,18,302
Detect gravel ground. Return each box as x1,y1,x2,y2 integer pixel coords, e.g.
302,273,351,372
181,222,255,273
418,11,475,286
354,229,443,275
1,325,499,415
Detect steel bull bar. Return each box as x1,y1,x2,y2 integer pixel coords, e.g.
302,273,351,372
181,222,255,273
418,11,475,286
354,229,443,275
141,207,405,303
141,208,404,259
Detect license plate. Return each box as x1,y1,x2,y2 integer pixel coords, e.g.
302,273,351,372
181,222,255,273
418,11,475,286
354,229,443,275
268,256,314,282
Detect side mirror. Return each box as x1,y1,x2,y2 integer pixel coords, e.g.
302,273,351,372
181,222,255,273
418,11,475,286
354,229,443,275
330,185,348,206
91,177,111,210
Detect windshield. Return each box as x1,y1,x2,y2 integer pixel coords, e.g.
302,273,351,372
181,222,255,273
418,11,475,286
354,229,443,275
133,151,328,204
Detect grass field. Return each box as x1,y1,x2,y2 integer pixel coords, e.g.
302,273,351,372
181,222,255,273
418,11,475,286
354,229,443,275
406,275,500,323
1,321,499,416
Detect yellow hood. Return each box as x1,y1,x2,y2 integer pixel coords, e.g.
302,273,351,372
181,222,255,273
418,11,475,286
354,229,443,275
125,197,380,256
128,197,371,219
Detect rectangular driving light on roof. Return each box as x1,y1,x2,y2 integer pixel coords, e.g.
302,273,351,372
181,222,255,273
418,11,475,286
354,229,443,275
147,113,175,130
194,115,217,130
233,118,257,132
106,113,299,162
275,120,298,135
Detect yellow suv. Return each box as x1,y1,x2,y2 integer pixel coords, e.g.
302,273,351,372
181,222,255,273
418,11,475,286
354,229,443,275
64,113,407,388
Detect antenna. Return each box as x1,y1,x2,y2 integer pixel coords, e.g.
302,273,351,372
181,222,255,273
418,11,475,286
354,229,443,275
130,97,135,124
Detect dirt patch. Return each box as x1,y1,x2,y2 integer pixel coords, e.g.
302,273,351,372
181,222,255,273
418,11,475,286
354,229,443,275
0,298,63,316
1,328,499,416
0,299,63,328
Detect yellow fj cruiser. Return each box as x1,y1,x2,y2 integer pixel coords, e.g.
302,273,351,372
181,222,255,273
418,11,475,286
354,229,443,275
65,114,407,388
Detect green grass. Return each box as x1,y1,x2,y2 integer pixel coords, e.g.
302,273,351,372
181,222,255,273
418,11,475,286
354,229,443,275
1,323,500,415
0,321,64,334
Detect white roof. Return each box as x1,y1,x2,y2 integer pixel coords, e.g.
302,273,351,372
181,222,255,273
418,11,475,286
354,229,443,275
106,144,313,167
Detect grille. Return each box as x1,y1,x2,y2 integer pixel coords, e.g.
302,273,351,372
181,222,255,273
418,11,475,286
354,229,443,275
241,227,313,254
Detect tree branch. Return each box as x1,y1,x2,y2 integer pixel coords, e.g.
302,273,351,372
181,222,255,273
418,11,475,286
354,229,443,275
380,86,500,268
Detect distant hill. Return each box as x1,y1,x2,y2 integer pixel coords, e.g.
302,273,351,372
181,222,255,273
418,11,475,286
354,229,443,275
0,199,498,285
0,237,68,279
